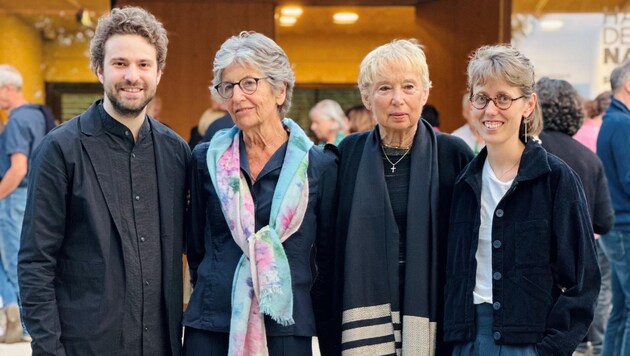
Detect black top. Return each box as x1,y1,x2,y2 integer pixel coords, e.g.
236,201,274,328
98,105,167,356
540,130,613,235
382,146,411,310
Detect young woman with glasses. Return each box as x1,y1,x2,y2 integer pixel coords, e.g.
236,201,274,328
443,45,600,356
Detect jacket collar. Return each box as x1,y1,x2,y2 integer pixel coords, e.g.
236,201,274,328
607,96,630,117
457,139,551,185
79,99,170,137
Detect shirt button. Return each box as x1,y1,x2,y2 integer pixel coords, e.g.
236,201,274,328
125,131,130,136
493,302,502,310
493,240,502,248
493,271,502,280
495,209,504,218
145,280,150,286
140,236,145,242
131,153,136,158
493,331,502,340
135,195,140,201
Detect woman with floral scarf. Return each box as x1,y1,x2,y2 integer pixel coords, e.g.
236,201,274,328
182,31,338,356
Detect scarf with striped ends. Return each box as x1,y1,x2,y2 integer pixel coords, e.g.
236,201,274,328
341,121,440,355
206,118,312,356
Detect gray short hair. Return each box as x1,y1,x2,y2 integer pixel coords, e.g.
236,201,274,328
610,60,630,93
0,64,23,90
467,44,543,139
358,38,432,98
211,31,295,118
309,99,347,130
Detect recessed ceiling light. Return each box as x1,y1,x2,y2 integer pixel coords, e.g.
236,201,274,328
281,6,303,17
333,12,359,25
278,15,297,27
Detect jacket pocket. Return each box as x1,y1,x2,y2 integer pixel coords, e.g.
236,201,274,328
514,219,550,266
504,271,552,329
55,259,104,338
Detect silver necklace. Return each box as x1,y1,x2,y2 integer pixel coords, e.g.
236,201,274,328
496,160,520,180
381,145,411,173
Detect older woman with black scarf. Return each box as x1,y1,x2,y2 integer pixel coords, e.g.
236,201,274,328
312,39,473,356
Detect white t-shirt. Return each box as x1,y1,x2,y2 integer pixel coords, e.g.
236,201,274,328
473,159,512,304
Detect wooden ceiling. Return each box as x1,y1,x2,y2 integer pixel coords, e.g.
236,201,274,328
0,0,625,43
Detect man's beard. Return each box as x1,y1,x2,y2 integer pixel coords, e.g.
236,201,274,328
106,89,153,118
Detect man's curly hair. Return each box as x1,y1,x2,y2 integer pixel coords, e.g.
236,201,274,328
536,77,584,136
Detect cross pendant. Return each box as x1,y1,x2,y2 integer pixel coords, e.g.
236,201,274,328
390,166,396,173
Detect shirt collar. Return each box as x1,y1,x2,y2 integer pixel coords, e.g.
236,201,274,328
97,102,151,141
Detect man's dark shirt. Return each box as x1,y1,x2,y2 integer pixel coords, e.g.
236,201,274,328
98,104,167,356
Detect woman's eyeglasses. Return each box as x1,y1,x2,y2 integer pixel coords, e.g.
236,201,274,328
212,77,270,99
470,93,525,110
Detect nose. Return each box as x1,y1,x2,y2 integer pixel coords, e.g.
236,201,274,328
484,98,500,114
391,87,404,105
231,84,246,101
124,64,140,82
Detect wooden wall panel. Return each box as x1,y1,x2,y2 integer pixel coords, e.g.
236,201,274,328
415,0,511,133
118,1,275,140
119,0,507,137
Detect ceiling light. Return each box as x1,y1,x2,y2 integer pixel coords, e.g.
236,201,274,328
540,19,563,31
333,12,359,25
281,6,303,17
278,16,297,27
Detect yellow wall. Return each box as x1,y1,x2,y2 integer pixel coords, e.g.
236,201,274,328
44,40,97,83
0,14,96,113
0,15,44,104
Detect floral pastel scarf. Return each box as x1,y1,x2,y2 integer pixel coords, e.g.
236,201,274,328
206,118,313,356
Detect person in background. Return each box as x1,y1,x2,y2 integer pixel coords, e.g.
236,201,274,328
309,99,347,145
597,60,630,356
200,110,233,143
452,93,485,155
574,91,611,153
183,31,337,356
422,103,441,132
444,45,599,356
188,96,227,149
345,104,375,133
18,7,190,355
146,95,163,121
536,77,614,356
0,64,48,343
573,91,613,356
315,38,472,355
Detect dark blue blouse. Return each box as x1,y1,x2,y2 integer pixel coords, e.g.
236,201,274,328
183,132,338,337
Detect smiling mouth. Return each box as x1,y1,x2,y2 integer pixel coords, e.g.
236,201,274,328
484,121,503,129
122,87,142,93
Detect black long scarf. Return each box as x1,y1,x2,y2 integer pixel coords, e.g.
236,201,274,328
341,121,440,355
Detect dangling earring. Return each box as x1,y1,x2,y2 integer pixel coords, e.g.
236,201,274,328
523,116,528,143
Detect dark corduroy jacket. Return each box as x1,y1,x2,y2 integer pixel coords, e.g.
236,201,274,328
444,141,600,356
